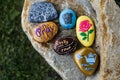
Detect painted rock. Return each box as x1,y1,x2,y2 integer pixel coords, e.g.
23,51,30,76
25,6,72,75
59,9,76,29
31,22,58,43
54,36,77,55
28,2,58,23
76,16,95,47
73,48,99,76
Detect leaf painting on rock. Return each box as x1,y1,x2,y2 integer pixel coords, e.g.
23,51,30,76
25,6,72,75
79,20,94,41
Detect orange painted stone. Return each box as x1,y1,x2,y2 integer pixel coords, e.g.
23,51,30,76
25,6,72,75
31,22,58,43
73,48,99,76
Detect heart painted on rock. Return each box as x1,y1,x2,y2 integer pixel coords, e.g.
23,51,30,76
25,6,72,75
73,48,99,76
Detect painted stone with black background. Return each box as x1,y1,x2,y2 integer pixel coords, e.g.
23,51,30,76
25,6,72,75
54,36,77,55
28,2,58,23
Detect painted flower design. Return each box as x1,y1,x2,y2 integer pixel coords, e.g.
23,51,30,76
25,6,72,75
79,20,94,41
79,20,92,32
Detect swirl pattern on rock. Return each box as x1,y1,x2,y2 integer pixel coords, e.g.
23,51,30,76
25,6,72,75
28,1,58,23
54,36,77,55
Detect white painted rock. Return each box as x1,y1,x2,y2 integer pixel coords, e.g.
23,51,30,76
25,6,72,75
22,0,120,80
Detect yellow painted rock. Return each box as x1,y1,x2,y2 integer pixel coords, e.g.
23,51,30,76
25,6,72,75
76,16,95,47
73,48,99,76
31,22,58,43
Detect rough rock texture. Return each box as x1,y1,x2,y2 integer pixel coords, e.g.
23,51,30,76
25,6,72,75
86,0,120,80
28,2,58,23
21,0,120,80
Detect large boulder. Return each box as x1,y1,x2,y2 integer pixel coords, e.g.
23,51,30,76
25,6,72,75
21,0,120,80
86,0,120,80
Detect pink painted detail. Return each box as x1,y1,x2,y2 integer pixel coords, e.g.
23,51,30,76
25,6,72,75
79,20,92,32
36,28,41,37
46,28,51,33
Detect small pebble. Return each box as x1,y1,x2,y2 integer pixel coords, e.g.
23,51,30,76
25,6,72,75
73,48,99,76
59,9,76,29
76,16,95,47
31,22,58,43
28,2,58,23
54,36,77,55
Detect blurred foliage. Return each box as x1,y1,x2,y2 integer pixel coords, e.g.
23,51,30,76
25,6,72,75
0,0,61,80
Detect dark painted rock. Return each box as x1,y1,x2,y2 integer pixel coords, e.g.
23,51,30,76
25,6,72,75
54,36,77,55
59,9,76,29
28,2,58,23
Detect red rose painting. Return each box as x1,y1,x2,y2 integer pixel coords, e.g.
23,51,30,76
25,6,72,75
79,20,92,32
79,20,94,41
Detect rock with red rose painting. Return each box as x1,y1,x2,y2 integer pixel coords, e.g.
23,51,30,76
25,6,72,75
31,22,58,43
76,16,95,47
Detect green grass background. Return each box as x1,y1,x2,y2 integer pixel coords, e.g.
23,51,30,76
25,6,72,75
0,0,119,80
0,0,61,80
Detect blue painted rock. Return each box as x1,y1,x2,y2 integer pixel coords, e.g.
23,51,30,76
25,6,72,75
73,48,99,76
53,36,77,55
31,22,58,43
59,9,76,29
28,2,58,23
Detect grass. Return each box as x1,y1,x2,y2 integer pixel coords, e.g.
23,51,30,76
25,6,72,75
0,0,61,80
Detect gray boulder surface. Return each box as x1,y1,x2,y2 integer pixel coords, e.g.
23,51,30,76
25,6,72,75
22,0,120,80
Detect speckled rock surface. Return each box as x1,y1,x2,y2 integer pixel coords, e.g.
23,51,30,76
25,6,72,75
28,1,58,23
22,0,120,80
